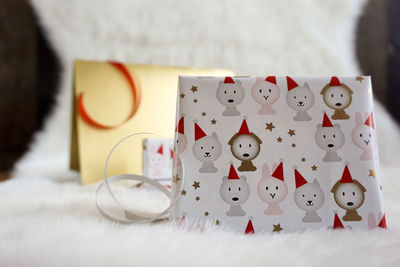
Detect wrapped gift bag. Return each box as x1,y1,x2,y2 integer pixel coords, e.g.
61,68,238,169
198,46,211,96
170,76,386,233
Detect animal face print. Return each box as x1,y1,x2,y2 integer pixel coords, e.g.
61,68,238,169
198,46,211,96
175,132,187,154
323,86,352,110
230,134,261,161
333,182,365,211
220,177,250,207
352,125,374,150
149,153,163,168
294,180,325,212
192,133,222,163
252,82,279,104
257,177,288,204
286,83,315,112
315,124,345,152
216,82,245,107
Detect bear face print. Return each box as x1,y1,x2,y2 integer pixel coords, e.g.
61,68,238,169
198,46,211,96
251,76,280,115
352,112,376,161
192,133,222,173
220,165,250,217
257,162,288,215
331,165,366,221
314,113,345,162
293,167,325,223
148,145,166,177
216,77,245,116
286,77,315,121
228,118,262,172
321,77,353,120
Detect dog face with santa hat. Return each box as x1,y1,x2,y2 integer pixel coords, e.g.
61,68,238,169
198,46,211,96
285,77,315,121
315,113,345,162
331,164,366,221
192,121,222,173
228,117,262,172
251,76,280,115
293,167,325,223
216,76,245,116
220,164,250,217
321,76,353,120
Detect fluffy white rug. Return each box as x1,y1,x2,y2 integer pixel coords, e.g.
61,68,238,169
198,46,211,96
3,0,400,266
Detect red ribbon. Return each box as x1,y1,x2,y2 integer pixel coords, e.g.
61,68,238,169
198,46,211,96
78,61,142,129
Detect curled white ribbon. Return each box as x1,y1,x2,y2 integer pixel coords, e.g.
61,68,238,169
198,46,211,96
95,132,184,223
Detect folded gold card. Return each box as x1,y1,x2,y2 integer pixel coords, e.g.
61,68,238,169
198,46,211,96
70,60,233,184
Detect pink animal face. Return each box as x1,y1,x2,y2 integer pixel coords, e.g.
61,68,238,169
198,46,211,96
352,112,375,150
257,177,288,204
149,153,164,169
175,133,187,154
251,79,280,105
257,163,288,204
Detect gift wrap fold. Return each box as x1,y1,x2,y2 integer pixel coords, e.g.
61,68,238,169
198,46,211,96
171,76,386,233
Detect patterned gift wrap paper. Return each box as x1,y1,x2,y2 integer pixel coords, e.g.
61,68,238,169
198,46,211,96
170,76,385,233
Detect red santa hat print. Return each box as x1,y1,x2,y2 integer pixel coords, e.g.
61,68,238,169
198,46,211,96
265,76,277,85
333,213,345,229
245,216,255,234
271,161,284,181
293,166,308,188
194,120,207,141
224,76,235,83
237,116,250,135
286,76,299,91
157,144,163,155
364,112,375,129
340,163,353,184
322,112,334,127
176,115,185,135
228,164,240,180
378,214,387,229
329,76,341,87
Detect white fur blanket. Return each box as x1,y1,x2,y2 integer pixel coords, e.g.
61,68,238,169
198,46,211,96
3,0,400,266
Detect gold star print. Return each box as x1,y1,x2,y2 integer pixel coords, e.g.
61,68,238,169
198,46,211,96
288,129,296,137
204,212,209,216
181,189,187,196
192,181,200,190
195,196,200,201
265,122,275,132
301,157,306,162
211,119,217,125
291,143,296,148
202,112,206,117
311,165,317,171
180,93,185,99
193,99,198,103
190,85,198,93
273,224,283,232
277,137,283,143
369,169,376,178
173,174,180,184
215,220,221,226
355,76,364,82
